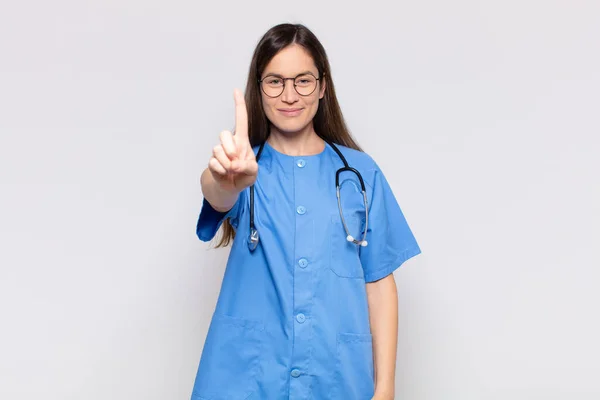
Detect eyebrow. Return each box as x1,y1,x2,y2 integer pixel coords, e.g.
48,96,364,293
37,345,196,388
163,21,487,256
262,70,316,78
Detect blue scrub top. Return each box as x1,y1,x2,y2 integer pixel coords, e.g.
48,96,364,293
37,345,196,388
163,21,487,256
191,141,421,400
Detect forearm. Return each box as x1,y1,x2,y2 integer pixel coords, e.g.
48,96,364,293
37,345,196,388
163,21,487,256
366,273,398,398
200,168,239,212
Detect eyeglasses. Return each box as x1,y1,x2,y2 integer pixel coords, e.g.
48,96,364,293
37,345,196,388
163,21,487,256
258,72,321,98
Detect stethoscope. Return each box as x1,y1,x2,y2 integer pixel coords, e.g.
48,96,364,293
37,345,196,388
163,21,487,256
248,138,369,251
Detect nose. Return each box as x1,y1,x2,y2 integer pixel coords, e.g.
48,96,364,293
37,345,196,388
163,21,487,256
281,79,299,104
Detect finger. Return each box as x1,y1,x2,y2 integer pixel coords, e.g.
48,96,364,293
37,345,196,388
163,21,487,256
233,88,249,158
233,89,248,139
231,146,256,173
212,145,232,171
208,157,227,177
219,130,237,159
235,135,250,161
236,158,258,176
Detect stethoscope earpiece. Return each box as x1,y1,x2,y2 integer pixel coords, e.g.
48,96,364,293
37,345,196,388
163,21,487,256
347,235,368,247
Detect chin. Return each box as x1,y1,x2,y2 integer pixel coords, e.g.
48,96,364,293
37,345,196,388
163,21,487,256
271,120,309,135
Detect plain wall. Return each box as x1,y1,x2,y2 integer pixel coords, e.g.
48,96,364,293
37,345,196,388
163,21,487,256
1,0,598,399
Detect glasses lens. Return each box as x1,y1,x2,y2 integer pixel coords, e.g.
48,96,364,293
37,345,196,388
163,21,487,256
261,76,284,97
295,74,317,96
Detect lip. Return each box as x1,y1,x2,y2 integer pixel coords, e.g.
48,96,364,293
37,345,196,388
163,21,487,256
278,108,303,117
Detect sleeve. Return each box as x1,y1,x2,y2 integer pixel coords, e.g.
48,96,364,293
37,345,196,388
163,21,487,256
359,164,421,282
195,190,246,242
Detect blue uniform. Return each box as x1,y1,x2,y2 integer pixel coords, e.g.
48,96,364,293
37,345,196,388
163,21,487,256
191,141,421,400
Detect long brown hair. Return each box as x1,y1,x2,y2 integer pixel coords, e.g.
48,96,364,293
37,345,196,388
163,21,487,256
214,23,362,248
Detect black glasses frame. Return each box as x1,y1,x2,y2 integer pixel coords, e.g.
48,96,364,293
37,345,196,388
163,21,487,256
258,72,322,98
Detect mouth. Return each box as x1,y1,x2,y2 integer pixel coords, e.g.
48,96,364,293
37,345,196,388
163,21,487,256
278,108,303,117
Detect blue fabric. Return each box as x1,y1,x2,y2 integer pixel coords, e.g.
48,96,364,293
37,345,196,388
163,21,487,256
192,141,421,400
196,189,246,242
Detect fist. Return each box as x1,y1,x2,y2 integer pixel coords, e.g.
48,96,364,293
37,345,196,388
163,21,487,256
208,89,258,193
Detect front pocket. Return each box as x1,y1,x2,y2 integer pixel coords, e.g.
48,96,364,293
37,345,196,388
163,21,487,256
191,314,264,400
331,332,375,399
329,213,365,279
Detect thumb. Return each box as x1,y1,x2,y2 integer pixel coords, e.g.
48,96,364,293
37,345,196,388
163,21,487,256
236,157,258,177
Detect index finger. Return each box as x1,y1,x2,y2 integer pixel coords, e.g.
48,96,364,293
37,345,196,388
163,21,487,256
233,88,249,141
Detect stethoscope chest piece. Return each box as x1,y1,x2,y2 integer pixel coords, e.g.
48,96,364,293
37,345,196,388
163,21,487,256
248,227,259,251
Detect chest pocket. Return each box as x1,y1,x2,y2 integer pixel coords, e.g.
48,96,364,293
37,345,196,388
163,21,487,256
329,212,365,279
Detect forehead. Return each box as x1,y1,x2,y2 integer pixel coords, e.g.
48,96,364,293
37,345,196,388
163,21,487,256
263,44,318,76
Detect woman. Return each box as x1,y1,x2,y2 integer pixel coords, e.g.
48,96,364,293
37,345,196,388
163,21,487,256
192,23,421,400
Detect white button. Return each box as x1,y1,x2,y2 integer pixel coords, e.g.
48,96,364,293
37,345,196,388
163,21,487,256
296,313,306,323
291,369,301,377
296,159,306,168
298,258,308,268
296,206,306,215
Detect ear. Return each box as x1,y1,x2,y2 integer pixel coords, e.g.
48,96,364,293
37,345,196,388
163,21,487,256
319,74,327,99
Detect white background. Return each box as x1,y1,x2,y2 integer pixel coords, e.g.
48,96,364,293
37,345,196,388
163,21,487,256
1,1,598,399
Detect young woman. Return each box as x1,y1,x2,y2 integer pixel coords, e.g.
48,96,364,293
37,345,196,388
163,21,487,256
192,23,421,400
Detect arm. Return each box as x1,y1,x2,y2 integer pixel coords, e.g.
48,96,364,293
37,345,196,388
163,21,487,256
366,273,398,399
201,167,240,212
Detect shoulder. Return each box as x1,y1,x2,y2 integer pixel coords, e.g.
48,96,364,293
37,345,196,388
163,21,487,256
328,143,380,173
328,143,394,194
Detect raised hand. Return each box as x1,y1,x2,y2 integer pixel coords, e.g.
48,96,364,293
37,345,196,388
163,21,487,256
208,89,258,194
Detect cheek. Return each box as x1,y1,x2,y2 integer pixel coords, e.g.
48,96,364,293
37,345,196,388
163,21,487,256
262,98,277,121
261,94,275,109
303,97,321,118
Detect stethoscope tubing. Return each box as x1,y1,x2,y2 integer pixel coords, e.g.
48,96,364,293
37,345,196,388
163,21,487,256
248,138,368,251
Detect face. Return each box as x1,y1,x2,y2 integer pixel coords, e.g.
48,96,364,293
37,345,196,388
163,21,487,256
260,44,326,136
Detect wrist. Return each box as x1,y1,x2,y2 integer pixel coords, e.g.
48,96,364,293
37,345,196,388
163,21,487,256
201,169,240,212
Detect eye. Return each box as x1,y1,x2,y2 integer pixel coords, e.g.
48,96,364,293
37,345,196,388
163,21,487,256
265,77,282,85
295,75,316,86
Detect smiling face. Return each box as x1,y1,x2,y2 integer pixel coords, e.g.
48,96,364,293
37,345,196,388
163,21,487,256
260,44,326,137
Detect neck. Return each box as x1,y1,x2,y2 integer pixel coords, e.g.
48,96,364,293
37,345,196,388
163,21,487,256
267,124,325,156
